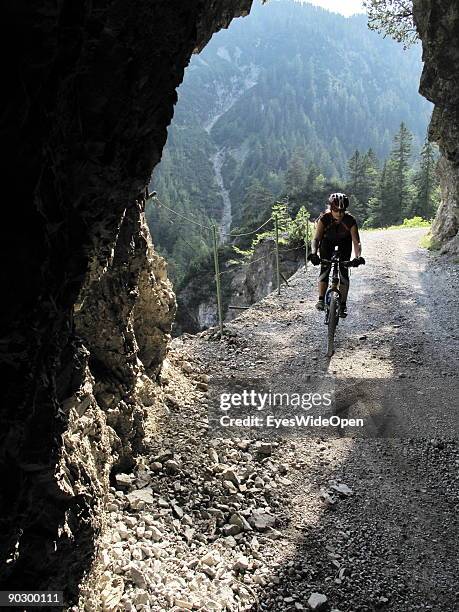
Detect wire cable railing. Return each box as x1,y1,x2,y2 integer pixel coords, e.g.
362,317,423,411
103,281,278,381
146,191,312,334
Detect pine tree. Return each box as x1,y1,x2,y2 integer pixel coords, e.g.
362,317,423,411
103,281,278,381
238,179,274,229
388,122,413,223
380,159,400,225
346,148,380,223
313,173,326,193
363,149,380,201
285,152,307,197
305,163,320,189
366,161,389,228
347,150,364,199
413,138,440,219
349,194,365,224
271,200,292,239
365,196,384,228
290,205,312,244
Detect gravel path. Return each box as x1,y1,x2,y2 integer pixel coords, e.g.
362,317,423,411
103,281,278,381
92,228,458,612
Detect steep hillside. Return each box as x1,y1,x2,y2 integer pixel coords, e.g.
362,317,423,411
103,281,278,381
148,0,432,282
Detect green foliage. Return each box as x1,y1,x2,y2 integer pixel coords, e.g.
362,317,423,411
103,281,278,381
313,174,326,193
346,149,381,223
230,244,254,263
290,206,312,244
401,216,431,228
232,200,312,265
233,179,274,231
419,232,440,251
412,139,440,219
285,152,308,198
361,122,416,226
145,194,213,286
357,125,439,228
271,201,292,243
363,0,417,48
363,216,432,232
394,122,414,214
363,196,384,228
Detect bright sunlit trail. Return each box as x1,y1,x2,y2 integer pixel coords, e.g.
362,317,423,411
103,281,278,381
297,0,365,17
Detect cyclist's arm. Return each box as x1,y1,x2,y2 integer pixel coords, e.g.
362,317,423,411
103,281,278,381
311,220,325,254
351,224,362,258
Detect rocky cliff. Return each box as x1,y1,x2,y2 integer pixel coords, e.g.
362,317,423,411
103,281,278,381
175,239,305,334
0,0,253,602
228,240,306,321
414,0,459,253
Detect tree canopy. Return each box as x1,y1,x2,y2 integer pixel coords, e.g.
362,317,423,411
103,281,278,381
363,0,417,47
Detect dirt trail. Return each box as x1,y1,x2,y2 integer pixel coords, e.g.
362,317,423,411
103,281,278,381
95,228,458,612
182,228,458,611
200,227,458,439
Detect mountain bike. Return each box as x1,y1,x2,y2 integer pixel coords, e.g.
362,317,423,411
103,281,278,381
320,247,361,357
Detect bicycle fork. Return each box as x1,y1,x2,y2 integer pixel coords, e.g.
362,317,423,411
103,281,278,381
324,283,341,325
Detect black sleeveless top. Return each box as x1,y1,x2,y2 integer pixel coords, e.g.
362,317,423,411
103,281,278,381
319,211,356,243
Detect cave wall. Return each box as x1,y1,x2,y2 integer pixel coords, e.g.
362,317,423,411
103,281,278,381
413,0,459,253
0,0,253,601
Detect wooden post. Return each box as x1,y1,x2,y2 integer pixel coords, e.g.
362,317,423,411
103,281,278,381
305,217,309,270
274,215,280,295
212,224,224,335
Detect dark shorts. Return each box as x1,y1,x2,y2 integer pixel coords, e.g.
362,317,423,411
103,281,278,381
319,239,352,286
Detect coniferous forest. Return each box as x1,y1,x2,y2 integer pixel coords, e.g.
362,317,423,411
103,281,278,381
146,0,437,286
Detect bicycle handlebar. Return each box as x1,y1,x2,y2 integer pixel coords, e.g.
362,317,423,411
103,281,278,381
320,258,353,266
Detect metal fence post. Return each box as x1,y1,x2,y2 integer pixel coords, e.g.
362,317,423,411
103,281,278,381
274,215,280,295
212,224,224,335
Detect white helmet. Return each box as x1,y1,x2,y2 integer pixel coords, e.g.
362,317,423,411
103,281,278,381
329,192,349,211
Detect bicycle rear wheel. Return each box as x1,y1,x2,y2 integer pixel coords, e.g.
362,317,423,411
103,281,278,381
327,292,338,357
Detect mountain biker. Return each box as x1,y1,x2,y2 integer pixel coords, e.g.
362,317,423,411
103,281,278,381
307,192,365,318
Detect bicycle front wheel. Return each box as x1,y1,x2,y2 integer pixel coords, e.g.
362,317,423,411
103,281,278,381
327,292,338,357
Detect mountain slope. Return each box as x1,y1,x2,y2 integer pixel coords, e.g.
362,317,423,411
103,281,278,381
148,0,432,282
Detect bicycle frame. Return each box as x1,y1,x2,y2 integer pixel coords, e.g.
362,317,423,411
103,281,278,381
322,248,350,321
320,247,352,356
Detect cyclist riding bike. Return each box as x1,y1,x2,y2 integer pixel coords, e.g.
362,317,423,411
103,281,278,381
308,192,365,318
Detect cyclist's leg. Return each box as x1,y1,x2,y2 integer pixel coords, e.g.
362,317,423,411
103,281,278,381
318,240,333,307
339,242,352,305
318,281,328,299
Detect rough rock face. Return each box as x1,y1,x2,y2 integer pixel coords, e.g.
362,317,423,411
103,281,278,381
229,239,305,317
413,0,459,253
432,157,459,253
176,239,305,333
0,0,253,602
74,202,176,466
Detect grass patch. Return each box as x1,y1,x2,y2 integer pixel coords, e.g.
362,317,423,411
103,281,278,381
362,216,432,233
419,232,441,250
399,216,432,229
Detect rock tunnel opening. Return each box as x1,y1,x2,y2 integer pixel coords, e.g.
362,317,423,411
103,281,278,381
143,0,457,339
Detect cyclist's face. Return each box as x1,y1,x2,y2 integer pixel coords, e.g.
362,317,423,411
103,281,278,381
331,208,345,220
